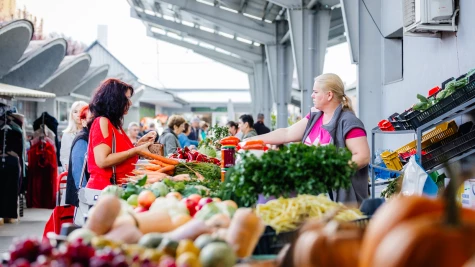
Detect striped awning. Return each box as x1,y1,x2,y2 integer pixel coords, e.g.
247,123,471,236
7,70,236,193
0,83,56,98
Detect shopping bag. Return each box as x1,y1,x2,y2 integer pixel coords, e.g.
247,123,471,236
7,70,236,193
43,205,75,240
401,156,438,197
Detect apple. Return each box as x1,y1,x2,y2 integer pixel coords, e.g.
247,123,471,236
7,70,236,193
197,197,213,211
187,194,202,204
212,197,222,202
134,206,148,213
138,190,156,209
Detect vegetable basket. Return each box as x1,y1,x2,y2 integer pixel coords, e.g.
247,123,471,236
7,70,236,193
405,75,475,129
380,120,458,170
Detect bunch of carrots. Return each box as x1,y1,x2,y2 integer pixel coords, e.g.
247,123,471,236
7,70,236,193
130,151,182,184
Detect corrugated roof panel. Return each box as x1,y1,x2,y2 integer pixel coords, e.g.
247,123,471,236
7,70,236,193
0,83,56,98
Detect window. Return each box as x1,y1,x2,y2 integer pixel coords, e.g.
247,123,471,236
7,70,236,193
11,100,37,127
56,100,72,124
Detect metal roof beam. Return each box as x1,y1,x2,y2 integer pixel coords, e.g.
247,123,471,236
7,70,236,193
147,29,254,74
155,0,276,44
132,9,263,61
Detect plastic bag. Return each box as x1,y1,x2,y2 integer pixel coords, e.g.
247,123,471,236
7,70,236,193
401,156,428,196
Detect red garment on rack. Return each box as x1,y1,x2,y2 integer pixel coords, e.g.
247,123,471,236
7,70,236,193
27,141,57,209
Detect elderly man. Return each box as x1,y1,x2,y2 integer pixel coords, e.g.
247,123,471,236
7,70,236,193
254,113,271,135
187,117,201,141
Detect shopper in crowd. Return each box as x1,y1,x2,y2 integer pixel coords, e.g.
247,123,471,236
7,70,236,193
140,123,159,142
239,114,258,139
60,100,88,171
159,115,185,155
178,122,199,148
245,73,370,203
200,121,209,140
226,121,243,140
254,113,271,135
65,105,92,206
187,117,201,141
86,79,156,190
127,122,140,145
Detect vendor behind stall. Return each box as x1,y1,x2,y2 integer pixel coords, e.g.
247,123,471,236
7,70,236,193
86,79,156,190
245,73,370,203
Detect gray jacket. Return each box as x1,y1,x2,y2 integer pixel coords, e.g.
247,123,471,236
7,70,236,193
302,105,369,204
158,128,180,156
242,129,258,140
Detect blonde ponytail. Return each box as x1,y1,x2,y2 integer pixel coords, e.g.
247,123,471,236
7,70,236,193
342,94,354,112
314,73,354,113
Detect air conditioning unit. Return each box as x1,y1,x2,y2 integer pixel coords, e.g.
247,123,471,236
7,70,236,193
403,0,458,35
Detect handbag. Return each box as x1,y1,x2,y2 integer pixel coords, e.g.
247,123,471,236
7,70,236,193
148,143,164,156
74,130,117,226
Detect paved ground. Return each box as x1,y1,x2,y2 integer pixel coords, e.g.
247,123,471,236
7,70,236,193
0,209,52,253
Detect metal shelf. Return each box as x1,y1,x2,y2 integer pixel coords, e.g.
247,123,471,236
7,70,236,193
371,95,475,199
426,148,475,173
370,164,404,174
372,127,415,135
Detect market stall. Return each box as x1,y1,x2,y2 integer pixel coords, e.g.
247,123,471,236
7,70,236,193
6,120,475,267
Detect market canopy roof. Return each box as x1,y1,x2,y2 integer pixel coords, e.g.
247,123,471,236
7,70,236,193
0,20,33,79
0,38,67,89
71,65,110,98
39,53,92,96
0,83,56,99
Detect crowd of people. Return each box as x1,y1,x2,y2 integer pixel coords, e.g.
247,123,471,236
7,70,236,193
59,78,273,206
60,73,368,206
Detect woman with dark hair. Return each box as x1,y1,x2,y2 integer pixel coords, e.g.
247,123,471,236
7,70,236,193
86,79,156,190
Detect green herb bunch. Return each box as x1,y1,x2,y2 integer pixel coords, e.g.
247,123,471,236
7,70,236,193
221,143,357,207
199,124,230,150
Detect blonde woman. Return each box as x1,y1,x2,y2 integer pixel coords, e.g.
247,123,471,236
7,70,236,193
245,73,370,203
60,100,88,171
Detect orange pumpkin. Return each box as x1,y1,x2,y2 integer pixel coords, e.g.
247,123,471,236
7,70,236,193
361,167,475,267
359,195,475,267
372,213,475,267
292,220,364,267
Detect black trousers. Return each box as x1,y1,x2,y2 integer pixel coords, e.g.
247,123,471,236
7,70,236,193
0,155,20,218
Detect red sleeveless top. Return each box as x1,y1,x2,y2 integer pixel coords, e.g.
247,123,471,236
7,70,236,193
86,117,138,190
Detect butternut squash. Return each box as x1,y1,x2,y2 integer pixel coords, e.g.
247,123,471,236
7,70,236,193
225,208,265,258
85,195,121,235
104,224,143,244
165,219,212,241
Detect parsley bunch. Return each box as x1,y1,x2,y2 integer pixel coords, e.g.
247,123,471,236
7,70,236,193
221,143,357,207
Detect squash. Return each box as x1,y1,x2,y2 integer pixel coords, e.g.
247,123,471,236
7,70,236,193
164,219,212,241
85,195,121,235
292,220,364,267
113,210,175,234
359,195,475,267
365,167,475,267
104,224,143,244
225,208,265,258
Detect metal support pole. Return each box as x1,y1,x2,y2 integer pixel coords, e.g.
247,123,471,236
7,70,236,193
289,8,331,116
371,131,375,199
